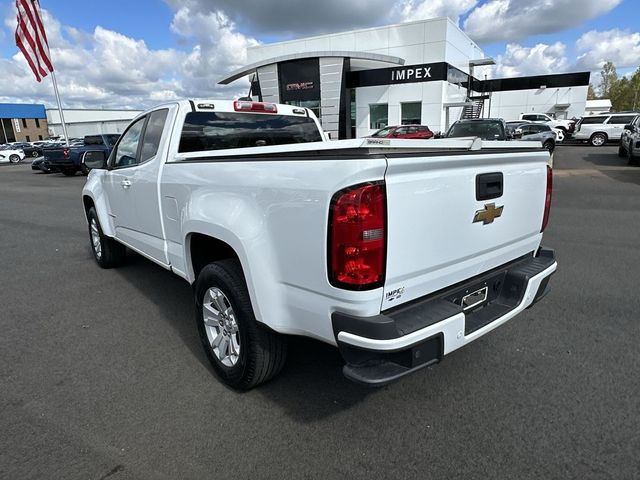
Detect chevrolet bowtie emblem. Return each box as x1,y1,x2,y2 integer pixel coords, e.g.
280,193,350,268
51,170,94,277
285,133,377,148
473,203,504,225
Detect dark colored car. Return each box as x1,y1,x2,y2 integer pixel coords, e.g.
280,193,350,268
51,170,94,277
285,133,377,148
370,125,434,139
10,142,42,158
619,115,640,165
44,134,120,176
446,118,556,151
445,119,508,141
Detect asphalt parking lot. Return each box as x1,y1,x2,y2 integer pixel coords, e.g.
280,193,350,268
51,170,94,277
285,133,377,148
1,146,639,480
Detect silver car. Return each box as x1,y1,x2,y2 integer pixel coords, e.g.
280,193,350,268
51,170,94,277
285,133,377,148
574,113,639,146
514,123,556,152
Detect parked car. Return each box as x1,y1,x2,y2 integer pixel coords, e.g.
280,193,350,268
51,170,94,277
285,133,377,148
0,146,26,164
505,120,530,134
370,125,434,139
445,118,509,141
7,142,41,158
31,156,53,173
519,113,575,136
44,134,120,175
21,142,43,157
81,99,556,389
618,115,640,165
513,123,556,152
574,112,639,146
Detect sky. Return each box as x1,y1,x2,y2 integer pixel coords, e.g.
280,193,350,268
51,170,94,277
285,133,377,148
0,0,638,109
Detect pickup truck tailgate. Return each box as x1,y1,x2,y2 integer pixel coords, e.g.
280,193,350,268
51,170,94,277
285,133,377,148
382,149,549,310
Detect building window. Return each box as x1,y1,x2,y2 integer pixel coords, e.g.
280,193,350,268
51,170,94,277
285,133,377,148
285,100,321,120
35,118,40,128
401,102,422,125
369,104,388,130
22,118,28,128
26,135,31,142
38,135,43,140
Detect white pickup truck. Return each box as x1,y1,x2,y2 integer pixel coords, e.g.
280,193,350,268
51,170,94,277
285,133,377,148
519,113,575,136
82,100,557,389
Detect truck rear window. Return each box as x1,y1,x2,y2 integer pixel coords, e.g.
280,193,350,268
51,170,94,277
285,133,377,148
178,112,323,153
84,136,105,145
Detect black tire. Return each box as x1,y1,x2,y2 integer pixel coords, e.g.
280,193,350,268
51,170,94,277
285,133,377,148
195,259,287,389
618,144,627,157
543,140,555,153
629,144,639,166
590,132,607,147
60,167,76,176
9,154,21,164
87,207,127,268
31,151,39,157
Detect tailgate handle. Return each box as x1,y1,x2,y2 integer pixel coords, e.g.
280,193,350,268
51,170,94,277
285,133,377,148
476,172,503,201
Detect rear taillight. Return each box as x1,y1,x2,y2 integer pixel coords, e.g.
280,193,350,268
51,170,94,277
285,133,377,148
328,182,386,290
233,100,277,113
541,166,553,232
63,148,69,160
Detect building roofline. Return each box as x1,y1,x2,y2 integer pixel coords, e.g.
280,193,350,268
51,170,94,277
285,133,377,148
246,18,452,51
219,50,405,85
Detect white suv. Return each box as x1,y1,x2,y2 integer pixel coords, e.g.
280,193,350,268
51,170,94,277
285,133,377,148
575,113,639,146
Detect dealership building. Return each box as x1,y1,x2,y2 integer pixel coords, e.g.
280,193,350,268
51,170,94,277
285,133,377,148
46,108,143,138
219,18,590,139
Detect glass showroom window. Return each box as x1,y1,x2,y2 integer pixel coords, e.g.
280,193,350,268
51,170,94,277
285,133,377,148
401,102,421,125
370,104,388,130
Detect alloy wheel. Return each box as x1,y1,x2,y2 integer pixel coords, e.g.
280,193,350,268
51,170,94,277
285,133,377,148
202,287,240,367
90,218,102,260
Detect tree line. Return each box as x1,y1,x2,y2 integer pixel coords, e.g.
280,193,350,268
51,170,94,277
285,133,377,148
588,61,640,112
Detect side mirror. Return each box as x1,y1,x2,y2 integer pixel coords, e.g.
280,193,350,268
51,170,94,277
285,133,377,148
624,124,634,131
82,150,107,171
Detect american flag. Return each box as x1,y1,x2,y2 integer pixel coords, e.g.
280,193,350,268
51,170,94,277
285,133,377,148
15,0,53,82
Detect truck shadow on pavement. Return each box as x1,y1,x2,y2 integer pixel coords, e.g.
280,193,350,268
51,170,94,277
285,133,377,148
113,252,372,421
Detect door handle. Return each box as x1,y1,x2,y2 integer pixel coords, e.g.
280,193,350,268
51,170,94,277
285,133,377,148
476,172,503,201
121,179,132,189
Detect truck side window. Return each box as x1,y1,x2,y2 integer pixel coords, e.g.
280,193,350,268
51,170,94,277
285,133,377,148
113,118,145,168
140,109,169,162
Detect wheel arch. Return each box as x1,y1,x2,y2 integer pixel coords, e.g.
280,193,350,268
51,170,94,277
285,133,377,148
590,131,608,142
181,224,281,329
186,232,241,282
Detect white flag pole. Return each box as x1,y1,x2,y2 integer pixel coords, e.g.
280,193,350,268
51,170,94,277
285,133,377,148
49,70,69,146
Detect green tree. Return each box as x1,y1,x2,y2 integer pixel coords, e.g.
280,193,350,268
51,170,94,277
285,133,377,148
599,61,618,98
596,63,640,111
587,83,597,100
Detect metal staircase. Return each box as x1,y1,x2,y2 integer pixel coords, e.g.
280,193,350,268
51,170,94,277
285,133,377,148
462,98,485,119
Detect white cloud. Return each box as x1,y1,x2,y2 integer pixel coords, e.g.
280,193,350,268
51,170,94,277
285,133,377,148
575,29,640,70
164,0,392,37
489,42,571,78
464,0,622,44
398,0,477,24
0,5,255,109
170,7,259,96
